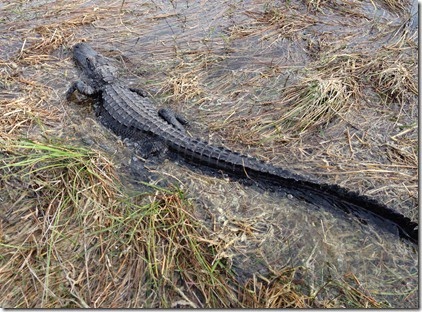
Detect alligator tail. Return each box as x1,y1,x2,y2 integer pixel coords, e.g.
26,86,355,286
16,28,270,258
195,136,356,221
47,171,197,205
166,135,418,244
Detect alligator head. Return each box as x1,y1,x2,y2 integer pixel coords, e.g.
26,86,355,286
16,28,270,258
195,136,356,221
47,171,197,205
73,42,117,85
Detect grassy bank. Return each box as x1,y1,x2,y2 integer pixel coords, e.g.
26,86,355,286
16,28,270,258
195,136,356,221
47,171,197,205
0,139,386,308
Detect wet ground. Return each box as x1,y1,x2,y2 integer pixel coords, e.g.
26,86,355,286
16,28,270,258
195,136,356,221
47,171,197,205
1,0,418,307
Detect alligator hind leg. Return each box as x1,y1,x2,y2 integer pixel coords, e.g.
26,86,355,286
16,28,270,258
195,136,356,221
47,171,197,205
129,87,149,97
129,87,188,132
158,108,188,132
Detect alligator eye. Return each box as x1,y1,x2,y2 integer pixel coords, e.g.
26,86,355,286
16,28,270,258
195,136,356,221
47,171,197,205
86,56,95,71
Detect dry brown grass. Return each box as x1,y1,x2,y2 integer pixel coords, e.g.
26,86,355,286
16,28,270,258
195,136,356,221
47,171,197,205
242,6,317,40
238,267,385,308
155,53,211,105
364,38,417,104
4,2,120,65
0,62,62,140
274,76,353,133
303,0,410,14
375,0,410,13
226,41,416,139
0,140,238,308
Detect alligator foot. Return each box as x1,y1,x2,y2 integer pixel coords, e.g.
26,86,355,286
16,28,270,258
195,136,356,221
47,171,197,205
158,108,188,132
129,87,149,97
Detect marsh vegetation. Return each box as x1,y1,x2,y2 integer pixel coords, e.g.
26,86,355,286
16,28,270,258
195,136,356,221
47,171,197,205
0,0,418,308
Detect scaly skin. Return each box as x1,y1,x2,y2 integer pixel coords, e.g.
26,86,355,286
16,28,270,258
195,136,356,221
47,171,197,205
67,42,418,244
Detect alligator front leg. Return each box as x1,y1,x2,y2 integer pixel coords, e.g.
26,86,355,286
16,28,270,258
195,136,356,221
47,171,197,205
66,80,97,99
158,108,188,132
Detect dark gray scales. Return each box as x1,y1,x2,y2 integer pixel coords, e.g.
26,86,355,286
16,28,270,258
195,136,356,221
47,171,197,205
66,42,418,244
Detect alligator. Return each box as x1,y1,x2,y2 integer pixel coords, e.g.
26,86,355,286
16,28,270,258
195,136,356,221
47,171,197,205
66,42,418,244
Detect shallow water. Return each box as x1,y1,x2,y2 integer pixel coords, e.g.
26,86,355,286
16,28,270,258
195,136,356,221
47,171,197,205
1,0,418,307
